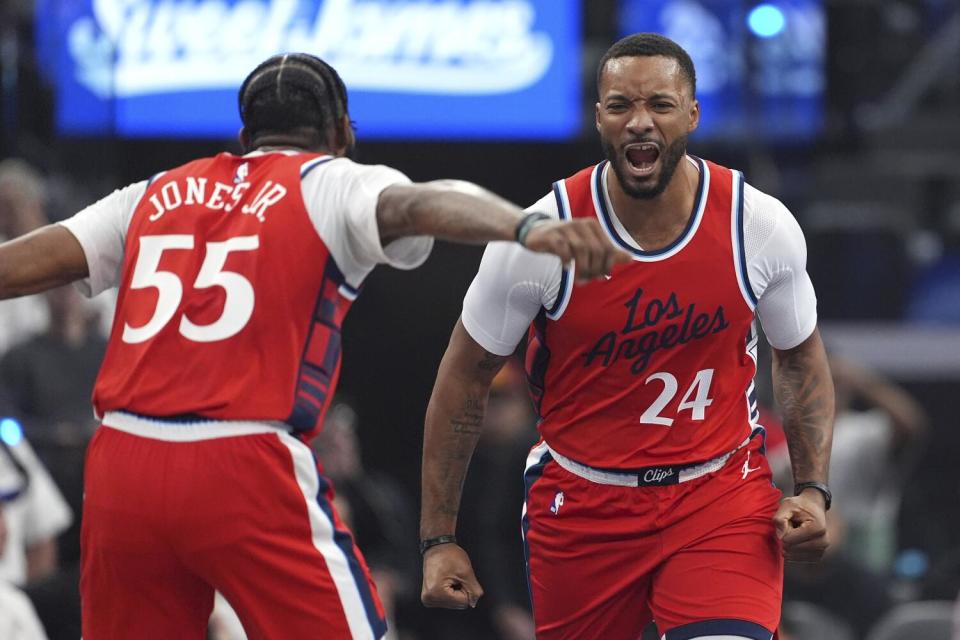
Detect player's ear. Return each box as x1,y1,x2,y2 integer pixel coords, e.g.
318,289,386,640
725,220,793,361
239,128,252,153
595,102,602,134
688,98,700,134
332,115,356,158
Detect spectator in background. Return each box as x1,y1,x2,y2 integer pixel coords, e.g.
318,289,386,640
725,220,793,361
0,159,50,355
828,356,928,572
778,356,927,638
313,402,422,640
0,285,106,441
783,509,893,638
0,420,72,588
0,578,49,640
0,287,105,640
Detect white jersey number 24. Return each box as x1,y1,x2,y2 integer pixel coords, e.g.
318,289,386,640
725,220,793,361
122,234,259,344
640,368,715,426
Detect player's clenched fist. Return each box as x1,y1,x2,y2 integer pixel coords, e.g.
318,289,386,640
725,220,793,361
421,544,485,610
523,218,631,281
774,492,830,562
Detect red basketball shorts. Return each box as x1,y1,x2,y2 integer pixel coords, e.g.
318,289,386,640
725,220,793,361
80,419,386,639
522,435,783,640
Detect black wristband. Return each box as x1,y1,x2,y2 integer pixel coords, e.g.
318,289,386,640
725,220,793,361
419,535,457,555
794,481,832,511
514,212,552,247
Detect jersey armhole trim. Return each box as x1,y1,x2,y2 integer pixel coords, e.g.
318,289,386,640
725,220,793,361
338,282,360,301
545,179,573,320
731,170,758,309
300,156,335,178
145,171,166,187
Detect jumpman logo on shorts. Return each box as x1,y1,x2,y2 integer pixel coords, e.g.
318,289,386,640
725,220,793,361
741,451,761,479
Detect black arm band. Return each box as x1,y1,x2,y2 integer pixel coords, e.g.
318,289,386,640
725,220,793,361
419,535,458,555
794,481,832,511
514,212,552,247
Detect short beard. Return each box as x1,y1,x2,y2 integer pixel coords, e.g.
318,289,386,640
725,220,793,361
602,134,689,200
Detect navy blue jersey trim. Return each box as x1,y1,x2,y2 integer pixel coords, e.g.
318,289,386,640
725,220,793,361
594,157,705,257
300,156,335,178
521,448,552,621
121,410,212,423
735,172,759,306
665,618,772,640
546,181,571,317
286,256,347,431
314,469,388,638
526,310,551,418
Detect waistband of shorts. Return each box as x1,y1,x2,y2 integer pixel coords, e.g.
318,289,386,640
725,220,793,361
544,427,765,487
101,410,291,442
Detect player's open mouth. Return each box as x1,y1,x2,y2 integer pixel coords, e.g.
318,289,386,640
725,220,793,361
625,143,660,176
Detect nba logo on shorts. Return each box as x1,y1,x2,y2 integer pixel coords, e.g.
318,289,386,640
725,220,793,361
550,491,564,515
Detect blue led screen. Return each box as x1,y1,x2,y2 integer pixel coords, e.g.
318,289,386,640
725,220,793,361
619,0,825,141
36,0,581,140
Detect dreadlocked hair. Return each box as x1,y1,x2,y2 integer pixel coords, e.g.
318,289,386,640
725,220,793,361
238,53,349,146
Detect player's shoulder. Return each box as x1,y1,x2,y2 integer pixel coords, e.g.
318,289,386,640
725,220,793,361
743,181,806,259
740,179,806,250
298,155,407,183
743,180,794,223
526,191,561,218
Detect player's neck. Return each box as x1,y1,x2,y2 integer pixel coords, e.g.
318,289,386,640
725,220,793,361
605,158,700,252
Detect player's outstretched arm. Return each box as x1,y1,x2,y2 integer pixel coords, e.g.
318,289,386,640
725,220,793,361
420,318,507,610
0,225,89,299
377,181,629,281
771,327,835,562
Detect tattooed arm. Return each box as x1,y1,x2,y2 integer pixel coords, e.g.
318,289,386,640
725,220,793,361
771,327,835,562
420,319,507,609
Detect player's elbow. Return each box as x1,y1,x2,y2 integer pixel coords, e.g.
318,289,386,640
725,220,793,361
376,184,423,242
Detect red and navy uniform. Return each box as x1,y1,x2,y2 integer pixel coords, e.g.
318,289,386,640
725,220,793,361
95,152,352,439
522,159,781,640
526,157,760,469
81,152,387,639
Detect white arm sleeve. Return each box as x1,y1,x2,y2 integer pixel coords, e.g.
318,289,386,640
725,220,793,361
301,158,434,288
58,180,148,297
743,184,818,350
460,193,563,356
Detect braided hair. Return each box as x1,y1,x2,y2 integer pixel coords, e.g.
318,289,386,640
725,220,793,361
238,53,350,151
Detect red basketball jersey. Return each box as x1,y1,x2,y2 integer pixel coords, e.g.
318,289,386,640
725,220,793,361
93,152,352,438
526,158,760,469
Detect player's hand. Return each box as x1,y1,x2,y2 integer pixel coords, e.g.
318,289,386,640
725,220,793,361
774,490,829,562
523,219,631,282
421,543,484,610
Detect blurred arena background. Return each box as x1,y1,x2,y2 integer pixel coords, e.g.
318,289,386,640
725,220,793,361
0,1,958,638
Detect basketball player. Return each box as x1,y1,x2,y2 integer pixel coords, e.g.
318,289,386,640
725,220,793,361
420,34,834,640
0,53,627,639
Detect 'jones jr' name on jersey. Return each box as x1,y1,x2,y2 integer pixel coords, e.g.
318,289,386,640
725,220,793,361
145,172,288,223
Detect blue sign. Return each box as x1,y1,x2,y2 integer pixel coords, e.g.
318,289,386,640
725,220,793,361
36,0,581,140
619,0,824,141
